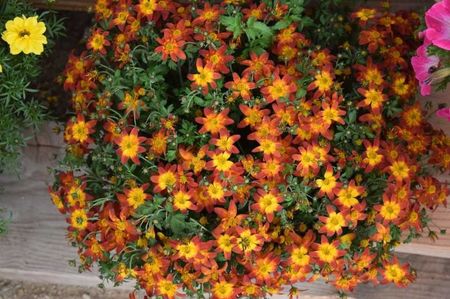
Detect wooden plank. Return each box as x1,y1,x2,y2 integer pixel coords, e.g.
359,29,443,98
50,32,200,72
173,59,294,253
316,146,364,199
31,0,93,11
352,254,450,299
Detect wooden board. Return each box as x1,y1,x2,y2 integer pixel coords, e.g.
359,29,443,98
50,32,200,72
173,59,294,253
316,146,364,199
31,0,93,11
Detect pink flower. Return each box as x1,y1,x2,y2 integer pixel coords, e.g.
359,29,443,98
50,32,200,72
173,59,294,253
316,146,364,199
436,107,450,121
425,0,450,50
411,43,440,96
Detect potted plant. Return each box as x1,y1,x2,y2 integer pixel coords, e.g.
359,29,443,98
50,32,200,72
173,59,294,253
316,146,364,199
50,0,449,297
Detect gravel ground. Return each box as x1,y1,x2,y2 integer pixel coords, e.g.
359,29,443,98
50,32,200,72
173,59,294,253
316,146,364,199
0,280,131,299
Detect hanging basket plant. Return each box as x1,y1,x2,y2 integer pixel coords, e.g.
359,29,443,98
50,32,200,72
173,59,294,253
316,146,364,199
50,0,449,298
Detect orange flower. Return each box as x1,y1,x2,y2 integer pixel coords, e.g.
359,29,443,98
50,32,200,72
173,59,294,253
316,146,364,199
312,236,342,266
87,29,110,55
70,208,89,231
114,128,146,164
320,93,346,126
387,158,411,182
179,146,207,174
381,258,413,287
172,189,195,212
213,232,236,260
252,189,282,222
188,59,221,95
315,165,341,199
378,198,402,223
352,8,377,24
175,238,201,261
261,72,297,103
252,137,281,158
206,150,234,173
192,3,222,25
206,179,230,204
256,156,283,179
68,114,97,144
150,164,177,193
354,58,383,86
371,222,392,244
335,181,364,209
224,73,256,100
359,29,384,53
401,104,423,128
357,86,386,112
155,32,186,62
135,0,156,20
156,275,179,299
319,205,347,236
241,51,274,81
289,244,311,268
308,69,334,95
195,108,234,135
293,144,320,177
117,90,146,119
362,139,383,172
117,184,150,211
211,130,240,154
214,200,247,232
234,227,263,255
238,104,270,128
212,280,237,299
111,8,131,31
251,254,279,283
200,45,234,74
148,129,168,156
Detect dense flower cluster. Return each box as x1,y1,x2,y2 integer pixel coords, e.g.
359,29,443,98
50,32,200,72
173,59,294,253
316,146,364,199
50,1,449,298
411,0,450,120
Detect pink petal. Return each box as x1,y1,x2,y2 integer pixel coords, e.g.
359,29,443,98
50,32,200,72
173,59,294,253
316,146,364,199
436,108,450,121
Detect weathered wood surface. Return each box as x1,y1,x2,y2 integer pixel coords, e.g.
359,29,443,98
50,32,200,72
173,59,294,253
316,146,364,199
32,0,92,11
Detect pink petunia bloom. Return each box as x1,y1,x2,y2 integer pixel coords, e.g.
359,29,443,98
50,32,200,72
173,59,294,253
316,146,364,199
436,107,450,121
411,43,440,96
424,0,450,50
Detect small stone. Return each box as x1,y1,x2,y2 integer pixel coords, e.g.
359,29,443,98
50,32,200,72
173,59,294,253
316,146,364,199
16,287,24,296
82,294,91,299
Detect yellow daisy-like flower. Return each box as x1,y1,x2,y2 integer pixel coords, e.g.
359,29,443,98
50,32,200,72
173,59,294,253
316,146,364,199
2,16,47,55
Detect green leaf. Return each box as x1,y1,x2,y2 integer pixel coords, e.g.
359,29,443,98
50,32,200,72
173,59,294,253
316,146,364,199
252,21,273,39
220,15,243,39
273,19,291,30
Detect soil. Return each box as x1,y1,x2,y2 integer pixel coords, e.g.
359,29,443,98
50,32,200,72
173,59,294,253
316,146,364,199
0,280,131,299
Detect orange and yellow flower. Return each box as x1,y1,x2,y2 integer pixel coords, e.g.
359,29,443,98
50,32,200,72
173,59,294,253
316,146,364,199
150,165,178,193
68,114,97,144
252,189,282,223
188,59,221,95
195,108,234,135
155,32,186,62
87,28,110,54
114,128,147,164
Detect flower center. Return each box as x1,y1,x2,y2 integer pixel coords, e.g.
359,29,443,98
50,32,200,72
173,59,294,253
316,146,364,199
19,30,31,37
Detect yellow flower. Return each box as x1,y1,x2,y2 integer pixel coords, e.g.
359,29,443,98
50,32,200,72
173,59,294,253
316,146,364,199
2,16,47,55
317,242,338,263
70,209,88,230
0,64,2,73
